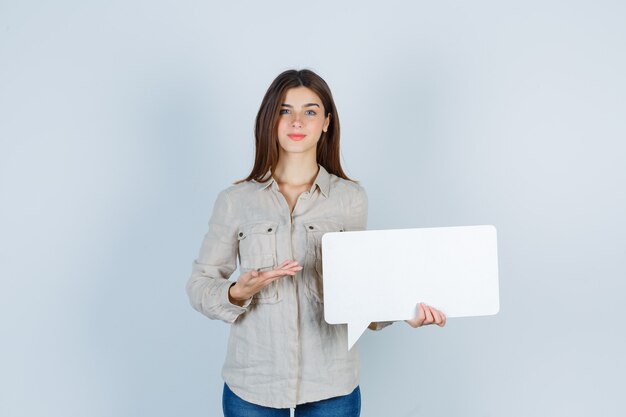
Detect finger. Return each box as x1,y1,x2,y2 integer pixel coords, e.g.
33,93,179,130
405,319,419,328
423,304,434,324
429,306,439,325
276,260,296,270
265,268,300,282
267,272,295,284
287,263,301,272
435,308,446,327
266,262,300,278
431,308,443,325
277,265,302,275
409,303,426,328
280,261,301,270
417,303,426,322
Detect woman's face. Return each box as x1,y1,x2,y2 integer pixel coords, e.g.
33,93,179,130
276,86,330,158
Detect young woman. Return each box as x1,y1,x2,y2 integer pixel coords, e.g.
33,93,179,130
186,69,446,417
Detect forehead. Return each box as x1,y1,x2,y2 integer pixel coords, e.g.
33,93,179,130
281,86,322,105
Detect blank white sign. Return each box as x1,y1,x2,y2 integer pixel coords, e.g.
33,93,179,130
322,225,500,350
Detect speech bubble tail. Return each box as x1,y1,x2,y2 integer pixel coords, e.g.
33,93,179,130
347,321,370,350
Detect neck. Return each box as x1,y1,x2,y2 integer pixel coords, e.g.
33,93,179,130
273,152,319,187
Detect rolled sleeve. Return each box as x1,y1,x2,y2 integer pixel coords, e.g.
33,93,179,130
369,321,394,331
186,189,249,323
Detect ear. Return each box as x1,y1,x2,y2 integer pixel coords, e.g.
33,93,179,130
323,113,331,132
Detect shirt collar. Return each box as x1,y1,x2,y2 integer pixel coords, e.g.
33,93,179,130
257,164,330,198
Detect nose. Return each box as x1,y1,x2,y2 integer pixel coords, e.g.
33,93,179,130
291,113,303,128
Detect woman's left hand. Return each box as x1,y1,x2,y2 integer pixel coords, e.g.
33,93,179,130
405,303,446,328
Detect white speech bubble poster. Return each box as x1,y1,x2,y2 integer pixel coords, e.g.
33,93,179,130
322,224,500,350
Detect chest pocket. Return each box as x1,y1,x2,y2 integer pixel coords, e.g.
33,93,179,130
303,220,345,303
237,221,280,304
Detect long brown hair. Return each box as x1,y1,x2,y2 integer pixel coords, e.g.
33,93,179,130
234,69,355,184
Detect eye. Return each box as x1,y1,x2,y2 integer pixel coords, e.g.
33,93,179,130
305,110,317,116
279,109,290,115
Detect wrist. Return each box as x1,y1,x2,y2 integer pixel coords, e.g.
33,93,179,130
228,283,246,307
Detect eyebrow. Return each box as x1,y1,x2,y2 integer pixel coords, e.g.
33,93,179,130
280,103,321,108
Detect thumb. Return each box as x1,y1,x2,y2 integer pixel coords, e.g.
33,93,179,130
417,302,427,320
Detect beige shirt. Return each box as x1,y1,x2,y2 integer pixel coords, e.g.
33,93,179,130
186,164,392,408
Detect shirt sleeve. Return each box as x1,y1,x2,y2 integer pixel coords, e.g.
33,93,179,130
186,189,251,323
348,185,394,332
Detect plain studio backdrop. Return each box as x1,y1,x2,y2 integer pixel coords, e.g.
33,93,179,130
1,1,624,416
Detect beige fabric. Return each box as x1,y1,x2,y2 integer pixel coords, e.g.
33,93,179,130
186,164,393,408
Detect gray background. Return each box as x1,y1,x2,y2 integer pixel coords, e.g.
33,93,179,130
1,1,624,416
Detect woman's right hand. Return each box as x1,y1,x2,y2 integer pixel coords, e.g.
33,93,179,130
229,260,302,306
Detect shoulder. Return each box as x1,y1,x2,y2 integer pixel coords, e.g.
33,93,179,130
328,173,367,205
207,182,260,217
216,180,262,202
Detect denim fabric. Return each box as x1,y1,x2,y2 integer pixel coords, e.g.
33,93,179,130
223,383,361,417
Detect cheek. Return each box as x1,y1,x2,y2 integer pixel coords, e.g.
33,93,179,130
311,120,324,132
277,119,289,133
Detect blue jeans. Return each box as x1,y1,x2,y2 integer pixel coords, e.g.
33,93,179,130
222,383,361,417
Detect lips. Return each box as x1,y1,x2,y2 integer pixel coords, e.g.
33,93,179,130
288,134,306,141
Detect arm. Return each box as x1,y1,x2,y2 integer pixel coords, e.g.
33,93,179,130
185,189,252,323
346,185,395,332
344,186,446,331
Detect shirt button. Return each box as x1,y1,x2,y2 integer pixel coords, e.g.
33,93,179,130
308,226,314,230
267,228,272,232
238,232,243,237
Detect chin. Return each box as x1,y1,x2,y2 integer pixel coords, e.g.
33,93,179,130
279,144,316,155
281,147,307,155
